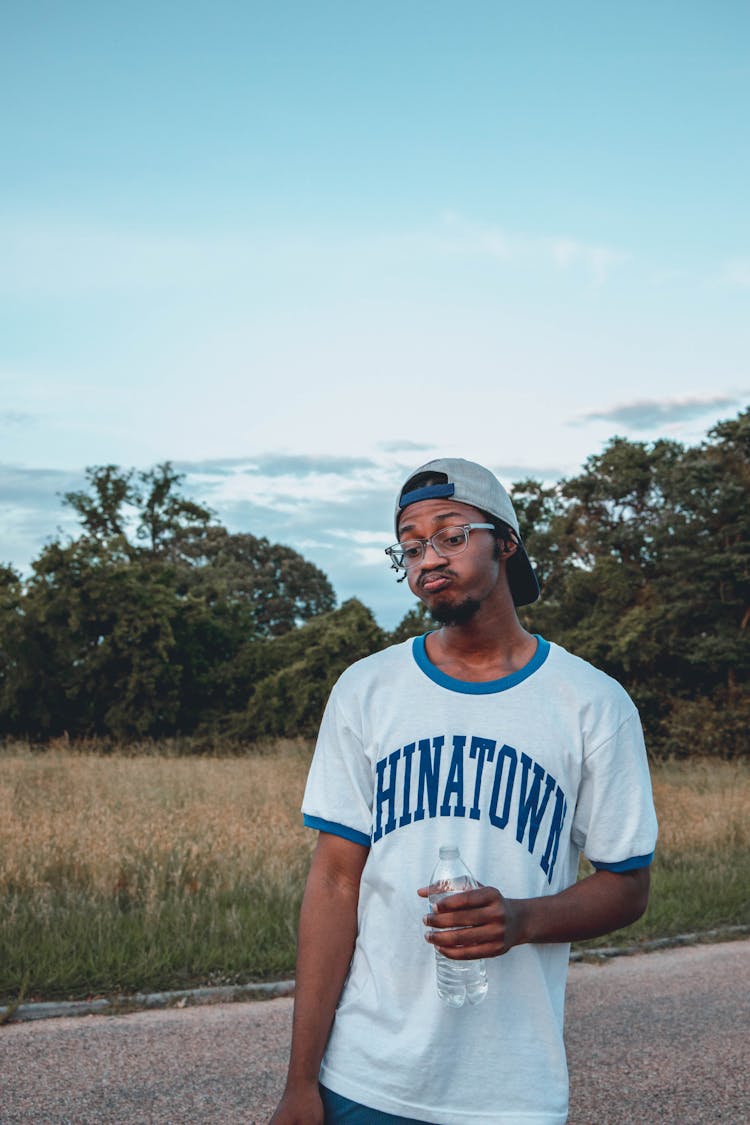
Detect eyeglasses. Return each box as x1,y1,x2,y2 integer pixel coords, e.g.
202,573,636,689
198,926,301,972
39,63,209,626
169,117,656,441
385,523,495,572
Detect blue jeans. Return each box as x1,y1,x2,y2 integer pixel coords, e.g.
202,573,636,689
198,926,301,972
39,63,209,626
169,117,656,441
320,1084,433,1124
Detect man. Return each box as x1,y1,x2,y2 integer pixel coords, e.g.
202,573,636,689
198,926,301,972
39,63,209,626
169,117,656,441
271,458,657,1125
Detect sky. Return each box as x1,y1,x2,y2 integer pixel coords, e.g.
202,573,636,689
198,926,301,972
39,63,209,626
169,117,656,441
2,1,748,628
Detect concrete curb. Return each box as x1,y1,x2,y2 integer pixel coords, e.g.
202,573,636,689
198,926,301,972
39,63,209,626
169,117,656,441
3,925,748,1024
567,923,750,963
0,979,295,1025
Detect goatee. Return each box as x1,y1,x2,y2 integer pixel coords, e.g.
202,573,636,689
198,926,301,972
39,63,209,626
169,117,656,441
430,597,481,627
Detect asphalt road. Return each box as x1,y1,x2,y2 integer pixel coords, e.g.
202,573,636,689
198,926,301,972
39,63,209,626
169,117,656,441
2,940,748,1124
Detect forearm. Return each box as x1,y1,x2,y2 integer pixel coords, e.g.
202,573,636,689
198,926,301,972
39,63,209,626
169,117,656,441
286,878,359,1080
285,835,368,1084
421,867,650,959
509,867,651,947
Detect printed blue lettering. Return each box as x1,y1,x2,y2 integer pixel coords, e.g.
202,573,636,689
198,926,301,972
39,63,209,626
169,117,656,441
414,736,444,822
440,735,467,817
373,748,401,842
370,732,568,869
516,753,556,853
488,744,517,828
540,786,568,882
399,742,416,827
469,736,496,820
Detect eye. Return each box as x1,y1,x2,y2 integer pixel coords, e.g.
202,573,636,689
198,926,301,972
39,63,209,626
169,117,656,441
401,542,423,560
441,530,466,547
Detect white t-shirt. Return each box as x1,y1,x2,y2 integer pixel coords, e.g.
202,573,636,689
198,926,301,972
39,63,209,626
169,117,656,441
302,635,658,1125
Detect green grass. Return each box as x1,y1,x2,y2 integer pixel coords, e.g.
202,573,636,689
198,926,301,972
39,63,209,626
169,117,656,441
0,881,305,1001
578,756,750,949
576,848,750,951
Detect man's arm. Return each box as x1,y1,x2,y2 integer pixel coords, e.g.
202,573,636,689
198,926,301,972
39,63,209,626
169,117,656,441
270,831,369,1125
419,867,650,959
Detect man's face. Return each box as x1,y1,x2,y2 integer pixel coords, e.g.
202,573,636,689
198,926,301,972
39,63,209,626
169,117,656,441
397,498,505,624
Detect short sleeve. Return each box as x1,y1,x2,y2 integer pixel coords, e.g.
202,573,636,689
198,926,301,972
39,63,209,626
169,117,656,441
301,681,374,847
571,709,658,871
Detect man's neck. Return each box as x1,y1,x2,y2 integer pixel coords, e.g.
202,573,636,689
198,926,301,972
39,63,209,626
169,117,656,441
425,603,537,683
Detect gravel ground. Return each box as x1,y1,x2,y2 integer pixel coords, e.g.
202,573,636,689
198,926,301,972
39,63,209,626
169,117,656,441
2,939,748,1124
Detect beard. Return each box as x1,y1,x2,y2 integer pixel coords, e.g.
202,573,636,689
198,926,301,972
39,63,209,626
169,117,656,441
430,597,482,627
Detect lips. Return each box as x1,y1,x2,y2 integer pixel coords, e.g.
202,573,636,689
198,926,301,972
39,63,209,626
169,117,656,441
420,573,452,593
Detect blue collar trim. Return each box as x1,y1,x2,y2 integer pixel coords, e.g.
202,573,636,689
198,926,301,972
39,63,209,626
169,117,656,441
412,633,550,694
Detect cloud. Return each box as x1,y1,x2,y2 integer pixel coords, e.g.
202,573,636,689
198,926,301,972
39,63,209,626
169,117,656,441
0,464,84,569
241,454,377,478
372,446,564,487
0,452,565,628
214,480,404,624
378,440,434,454
174,455,386,519
490,464,564,485
175,455,563,533
0,212,629,301
174,454,378,479
719,260,750,288
0,411,36,427
428,214,630,285
572,394,745,431
0,463,83,506
547,237,627,285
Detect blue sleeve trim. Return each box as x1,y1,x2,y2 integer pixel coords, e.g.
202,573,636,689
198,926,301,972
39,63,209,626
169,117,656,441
303,815,371,848
591,852,654,872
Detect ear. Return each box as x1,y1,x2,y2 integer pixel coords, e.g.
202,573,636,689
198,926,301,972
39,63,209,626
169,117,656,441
497,536,518,559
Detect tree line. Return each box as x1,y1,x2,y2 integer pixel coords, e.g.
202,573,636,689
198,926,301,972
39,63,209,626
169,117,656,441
1,411,747,756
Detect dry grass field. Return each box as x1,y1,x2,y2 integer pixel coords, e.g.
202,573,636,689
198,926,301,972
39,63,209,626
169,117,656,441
0,739,314,899
1,743,748,1002
652,756,750,851
595,755,750,947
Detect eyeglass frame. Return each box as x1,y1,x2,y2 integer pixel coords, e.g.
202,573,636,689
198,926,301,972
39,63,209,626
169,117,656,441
384,523,497,572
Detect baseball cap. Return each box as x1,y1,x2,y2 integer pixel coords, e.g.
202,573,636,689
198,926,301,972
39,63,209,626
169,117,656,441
395,457,540,606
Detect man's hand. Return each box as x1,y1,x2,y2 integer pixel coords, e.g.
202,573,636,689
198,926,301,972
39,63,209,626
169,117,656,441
418,867,650,958
418,884,518,960
269,1080,323,1125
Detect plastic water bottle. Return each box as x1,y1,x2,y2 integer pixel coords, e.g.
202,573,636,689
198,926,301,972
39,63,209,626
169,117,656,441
428,844,489,1008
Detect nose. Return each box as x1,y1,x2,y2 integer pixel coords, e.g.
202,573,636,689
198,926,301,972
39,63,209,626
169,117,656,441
420,539,448,568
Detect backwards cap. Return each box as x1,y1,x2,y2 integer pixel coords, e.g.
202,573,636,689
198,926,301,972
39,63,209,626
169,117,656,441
395,457,540,606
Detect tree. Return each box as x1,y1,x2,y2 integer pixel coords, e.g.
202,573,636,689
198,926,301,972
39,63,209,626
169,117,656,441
184,526,336,637
0,463,337,739
0,566,25,730
225,599,386,740
388,603,437,645
63,463,214,562
0,540,183,738
517,409,750,755
2,415,746,753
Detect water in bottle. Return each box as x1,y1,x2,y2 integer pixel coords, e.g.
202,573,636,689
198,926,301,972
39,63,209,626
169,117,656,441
428,844,489,1008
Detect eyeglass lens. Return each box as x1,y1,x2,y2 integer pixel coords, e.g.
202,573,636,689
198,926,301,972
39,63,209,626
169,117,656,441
397,526,470,567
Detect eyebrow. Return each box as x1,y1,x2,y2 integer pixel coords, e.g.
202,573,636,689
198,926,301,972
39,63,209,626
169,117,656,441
398,510,473,536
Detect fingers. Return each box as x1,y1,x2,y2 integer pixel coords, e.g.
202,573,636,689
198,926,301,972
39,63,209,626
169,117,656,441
419,885,497,911
425,923,506,959
424,887,498,925
425,908,488,930
417,883,484,900
420,885,509,957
